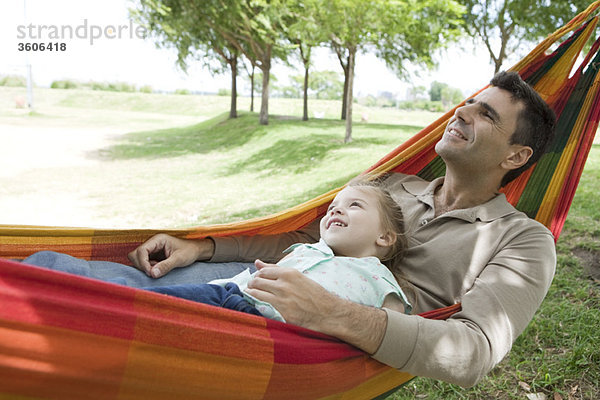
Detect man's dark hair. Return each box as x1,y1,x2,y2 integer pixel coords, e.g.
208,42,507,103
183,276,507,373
490,71,556,187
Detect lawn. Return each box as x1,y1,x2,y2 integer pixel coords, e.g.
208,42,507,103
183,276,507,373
0,86,598,399
0,86,435,228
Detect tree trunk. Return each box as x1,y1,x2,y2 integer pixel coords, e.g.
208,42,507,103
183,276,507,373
250,65,255,112
341,58,349,120
229,56,238,119
303,63,309,121
344,49,355,144
333,44,349,120
259,45,272,125
494,60,502,74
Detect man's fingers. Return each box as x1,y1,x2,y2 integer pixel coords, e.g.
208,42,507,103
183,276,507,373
254,259,278,271
244,286,277,304
127,246,152,274
127,234,169,275
252,266,284,280
150,258,176,278
247,267,298,298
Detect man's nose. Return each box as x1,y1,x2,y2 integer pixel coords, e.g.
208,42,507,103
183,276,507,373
454,103,473,123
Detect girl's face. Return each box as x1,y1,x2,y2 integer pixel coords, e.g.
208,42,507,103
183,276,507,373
319,186,393,259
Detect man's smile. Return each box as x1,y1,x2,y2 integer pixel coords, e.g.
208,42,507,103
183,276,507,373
447,126,468,141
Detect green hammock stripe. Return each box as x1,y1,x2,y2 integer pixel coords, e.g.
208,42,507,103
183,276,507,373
525,19,591,87
516,47,600,216
416,156,446,181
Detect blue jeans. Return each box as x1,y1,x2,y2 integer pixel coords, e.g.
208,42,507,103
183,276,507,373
145,282,262,316
22,250,256,288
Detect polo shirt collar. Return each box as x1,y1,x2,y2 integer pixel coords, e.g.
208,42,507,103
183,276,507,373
402,176,518,223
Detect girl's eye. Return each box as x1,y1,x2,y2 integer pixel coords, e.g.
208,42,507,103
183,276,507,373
350,201,361,207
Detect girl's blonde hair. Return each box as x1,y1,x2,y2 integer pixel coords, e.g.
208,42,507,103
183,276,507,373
346,175,407,282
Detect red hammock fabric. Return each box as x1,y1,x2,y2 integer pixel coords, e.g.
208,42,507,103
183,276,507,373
0,258,459,399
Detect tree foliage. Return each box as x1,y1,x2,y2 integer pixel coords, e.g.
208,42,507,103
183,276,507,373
133,0,292,124
133,0,464,139
132,0,242,117
459,0,592,73
316,0,464,142
284,0,325,120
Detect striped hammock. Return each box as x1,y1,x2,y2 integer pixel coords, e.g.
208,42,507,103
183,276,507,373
2,2,600,399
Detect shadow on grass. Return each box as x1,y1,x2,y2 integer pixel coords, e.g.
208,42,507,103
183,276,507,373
219,119,410,176
94,112,270,160
221,134,392,176
93,112,418,185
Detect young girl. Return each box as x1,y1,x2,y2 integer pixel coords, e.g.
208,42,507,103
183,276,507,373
146,177,412,320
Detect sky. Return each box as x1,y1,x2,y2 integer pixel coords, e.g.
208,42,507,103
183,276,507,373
0,0,513,99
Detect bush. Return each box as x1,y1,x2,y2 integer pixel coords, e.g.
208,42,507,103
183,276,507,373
139,85,153,93
174,88,190,95
88,81,136,92
397,100,445,112
0,75,26,87
109,82,136,92
50,80,80,89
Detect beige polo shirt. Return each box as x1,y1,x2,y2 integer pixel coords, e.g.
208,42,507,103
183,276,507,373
210,174,556,387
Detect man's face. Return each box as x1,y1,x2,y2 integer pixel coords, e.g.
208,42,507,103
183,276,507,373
435,87,525,175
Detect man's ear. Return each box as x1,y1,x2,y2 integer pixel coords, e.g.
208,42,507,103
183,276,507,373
376,232,397,248
502,145,533,170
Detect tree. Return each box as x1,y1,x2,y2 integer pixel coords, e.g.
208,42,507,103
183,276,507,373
133,0,291,125
207,0,291,125
459,0,592,73
407,85,427,101
430,81,463,107
284,0,326,121
429,81,448,101
318,0,464,143
440,86,464,107
241,58,257,112
309,70,344,100
132,0,241,118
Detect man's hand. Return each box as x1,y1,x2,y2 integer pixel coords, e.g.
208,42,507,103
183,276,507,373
247,260,388,354
127,234,214,278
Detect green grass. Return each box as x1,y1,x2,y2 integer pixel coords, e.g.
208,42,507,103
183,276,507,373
0,87,431,228
91,112,419,227
1,86,598,398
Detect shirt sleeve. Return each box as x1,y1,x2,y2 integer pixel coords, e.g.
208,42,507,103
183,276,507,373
209,219,321,263
372,226,556,387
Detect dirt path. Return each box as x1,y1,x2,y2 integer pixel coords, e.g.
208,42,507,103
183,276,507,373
0,123,130,227
0,124,124,178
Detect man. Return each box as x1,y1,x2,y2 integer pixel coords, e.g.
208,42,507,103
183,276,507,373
128,71,558,386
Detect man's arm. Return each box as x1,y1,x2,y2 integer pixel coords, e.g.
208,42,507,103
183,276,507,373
210,220,321,263
247,226,556,387
128,234,215,278
128,220,321,278
246,264,388,354
373,227,556,387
